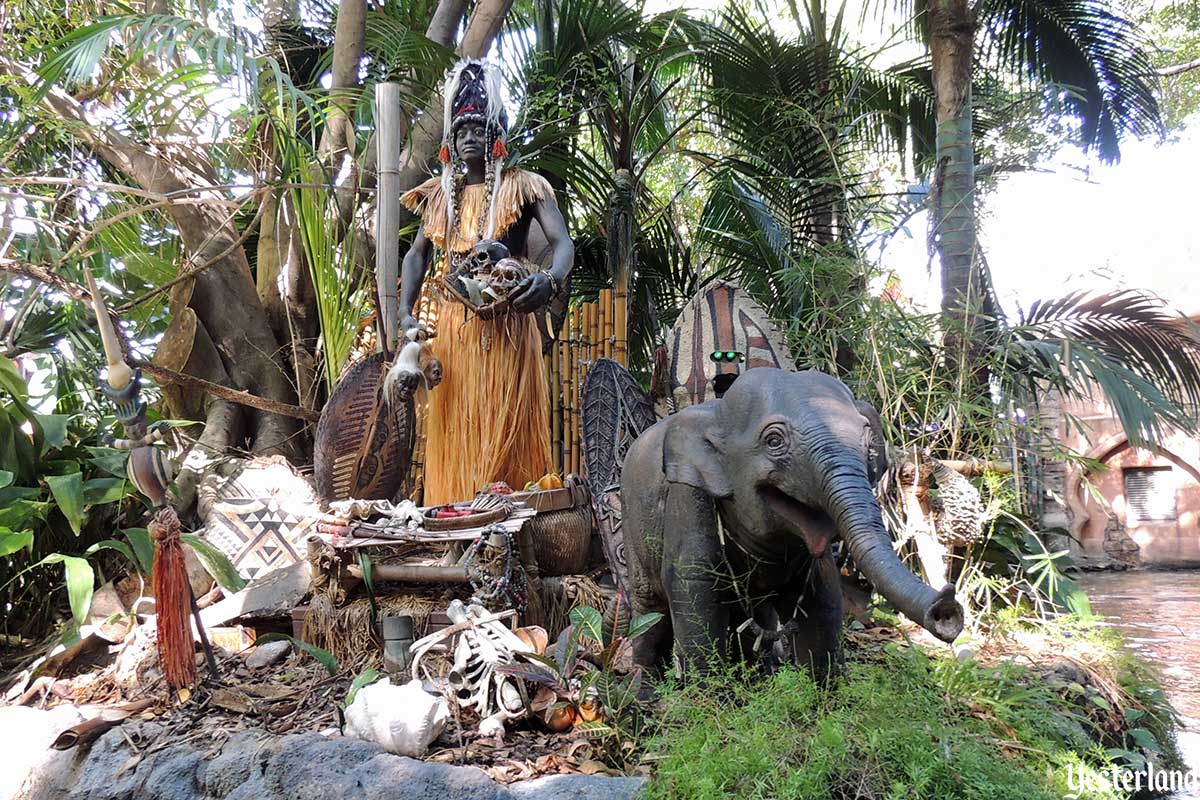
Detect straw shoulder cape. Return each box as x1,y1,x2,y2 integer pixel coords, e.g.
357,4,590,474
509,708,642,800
400,167,554,506
401,168,555,255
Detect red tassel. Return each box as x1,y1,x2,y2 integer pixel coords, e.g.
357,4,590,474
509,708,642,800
438,142,451,164
492,138,508,159
151,507,196,691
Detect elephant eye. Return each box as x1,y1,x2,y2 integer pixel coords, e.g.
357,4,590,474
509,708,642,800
761,423,789,456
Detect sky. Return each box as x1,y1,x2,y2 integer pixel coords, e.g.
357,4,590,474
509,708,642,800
879,120,1200,319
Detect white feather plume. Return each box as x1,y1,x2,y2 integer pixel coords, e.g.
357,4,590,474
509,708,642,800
439,58,508,242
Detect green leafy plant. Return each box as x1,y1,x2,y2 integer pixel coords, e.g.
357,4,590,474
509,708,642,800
0,355,141,639
497,603,663,767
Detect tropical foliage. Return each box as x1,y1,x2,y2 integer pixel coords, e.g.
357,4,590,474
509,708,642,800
0,0,1193,640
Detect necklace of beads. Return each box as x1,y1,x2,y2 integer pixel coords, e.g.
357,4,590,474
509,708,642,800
463,523,527,613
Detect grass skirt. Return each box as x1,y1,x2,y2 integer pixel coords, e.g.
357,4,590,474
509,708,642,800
422,300,550,505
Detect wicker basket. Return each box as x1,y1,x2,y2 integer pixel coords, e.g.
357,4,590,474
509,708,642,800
520,475,594,577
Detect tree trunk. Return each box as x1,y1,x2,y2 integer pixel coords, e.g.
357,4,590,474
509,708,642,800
38,86,301,458
930,0,980,374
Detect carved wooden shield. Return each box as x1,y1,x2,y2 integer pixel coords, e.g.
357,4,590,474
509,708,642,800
666,281,794,410
581,358,657,594
313,353,415,503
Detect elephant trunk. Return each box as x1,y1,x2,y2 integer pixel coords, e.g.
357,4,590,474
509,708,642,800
814,444,964,643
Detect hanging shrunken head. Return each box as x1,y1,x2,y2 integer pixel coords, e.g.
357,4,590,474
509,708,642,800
437,59,510,240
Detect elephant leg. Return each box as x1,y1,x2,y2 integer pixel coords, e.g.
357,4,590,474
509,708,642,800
783,552,844,684
661,483,730,677
631,594,673,670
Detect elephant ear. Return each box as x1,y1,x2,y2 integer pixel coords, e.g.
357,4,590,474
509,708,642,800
855,400,888,486
662,404,733,499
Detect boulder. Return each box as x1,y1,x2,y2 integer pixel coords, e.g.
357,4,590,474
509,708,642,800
8,708,646,800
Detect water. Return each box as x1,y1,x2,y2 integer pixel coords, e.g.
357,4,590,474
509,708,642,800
1081,570,1200,797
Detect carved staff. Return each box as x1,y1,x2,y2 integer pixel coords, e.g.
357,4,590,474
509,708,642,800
84,266,218,691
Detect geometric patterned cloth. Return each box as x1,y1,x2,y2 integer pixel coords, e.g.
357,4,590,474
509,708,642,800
205,496,318,579
197,455,322,581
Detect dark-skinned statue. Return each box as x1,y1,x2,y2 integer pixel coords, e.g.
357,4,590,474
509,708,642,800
390,59,574,506
621,368,964,680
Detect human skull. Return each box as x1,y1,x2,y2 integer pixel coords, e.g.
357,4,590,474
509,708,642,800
468,239,510,276
486,258,528,299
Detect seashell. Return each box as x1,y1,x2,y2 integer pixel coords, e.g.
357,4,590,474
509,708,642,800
343,678,449,757
515,626,548,655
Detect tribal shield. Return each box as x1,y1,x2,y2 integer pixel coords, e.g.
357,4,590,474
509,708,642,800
581,358,657,594
663,280,794,412
313,353,416,503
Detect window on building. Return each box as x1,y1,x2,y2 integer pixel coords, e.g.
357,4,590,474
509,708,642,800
1123,467,1178,524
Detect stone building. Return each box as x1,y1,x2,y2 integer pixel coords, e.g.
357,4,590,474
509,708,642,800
1038,317,1200,567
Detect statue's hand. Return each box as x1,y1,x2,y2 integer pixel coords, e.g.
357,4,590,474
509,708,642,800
509,272,555,313
399,314,421,336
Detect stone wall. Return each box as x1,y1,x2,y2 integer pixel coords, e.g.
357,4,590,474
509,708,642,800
2,706,644,800
1038,388,1200,568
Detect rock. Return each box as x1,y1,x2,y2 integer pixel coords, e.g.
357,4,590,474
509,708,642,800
245,641,291,670
511,774,647,800
0,704,84,800
8,707,647,800
199,560,312,630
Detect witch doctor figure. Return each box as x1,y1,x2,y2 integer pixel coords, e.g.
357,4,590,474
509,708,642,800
389,59,574,505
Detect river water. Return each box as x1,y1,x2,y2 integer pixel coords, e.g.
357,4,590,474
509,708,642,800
1081,570,1200,797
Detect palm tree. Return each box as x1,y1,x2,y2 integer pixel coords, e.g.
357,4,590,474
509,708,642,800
690,4,936,373
509,0,704,370
921,0,1162,368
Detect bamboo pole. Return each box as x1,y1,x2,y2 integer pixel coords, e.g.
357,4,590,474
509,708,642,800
596,293,607,363
576,304,588,474
549,347,562,475
607,289,616,360
573,305,583,475
375,82,402,356
619,284,628,367
577,304,588,474
599,290,611,361
614,279,628,366
608,289,616,361
585,301,597,372
565,306,576,475
580,301,598,476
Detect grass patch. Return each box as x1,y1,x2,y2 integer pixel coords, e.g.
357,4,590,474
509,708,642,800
641,616,1181,800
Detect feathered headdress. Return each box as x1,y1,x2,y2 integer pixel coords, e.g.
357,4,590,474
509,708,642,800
438,59,509,240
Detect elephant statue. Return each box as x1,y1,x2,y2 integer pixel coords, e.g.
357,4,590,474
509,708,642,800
621,368,964,680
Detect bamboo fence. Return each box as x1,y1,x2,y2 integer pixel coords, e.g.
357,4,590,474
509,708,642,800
408,288,627,498
547,289,627,475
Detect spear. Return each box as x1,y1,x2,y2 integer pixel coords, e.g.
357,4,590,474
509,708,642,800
84,266,218,691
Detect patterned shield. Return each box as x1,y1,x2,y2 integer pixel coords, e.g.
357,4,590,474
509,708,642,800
313,352,416,502
581,358,657,594
665,281,794,411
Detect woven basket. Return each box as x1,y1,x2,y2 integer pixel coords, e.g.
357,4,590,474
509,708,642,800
523,475,594,576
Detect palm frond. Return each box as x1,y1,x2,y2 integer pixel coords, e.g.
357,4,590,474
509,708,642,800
1001,290,1200,446
35,14,260,98
976,0,1163,160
